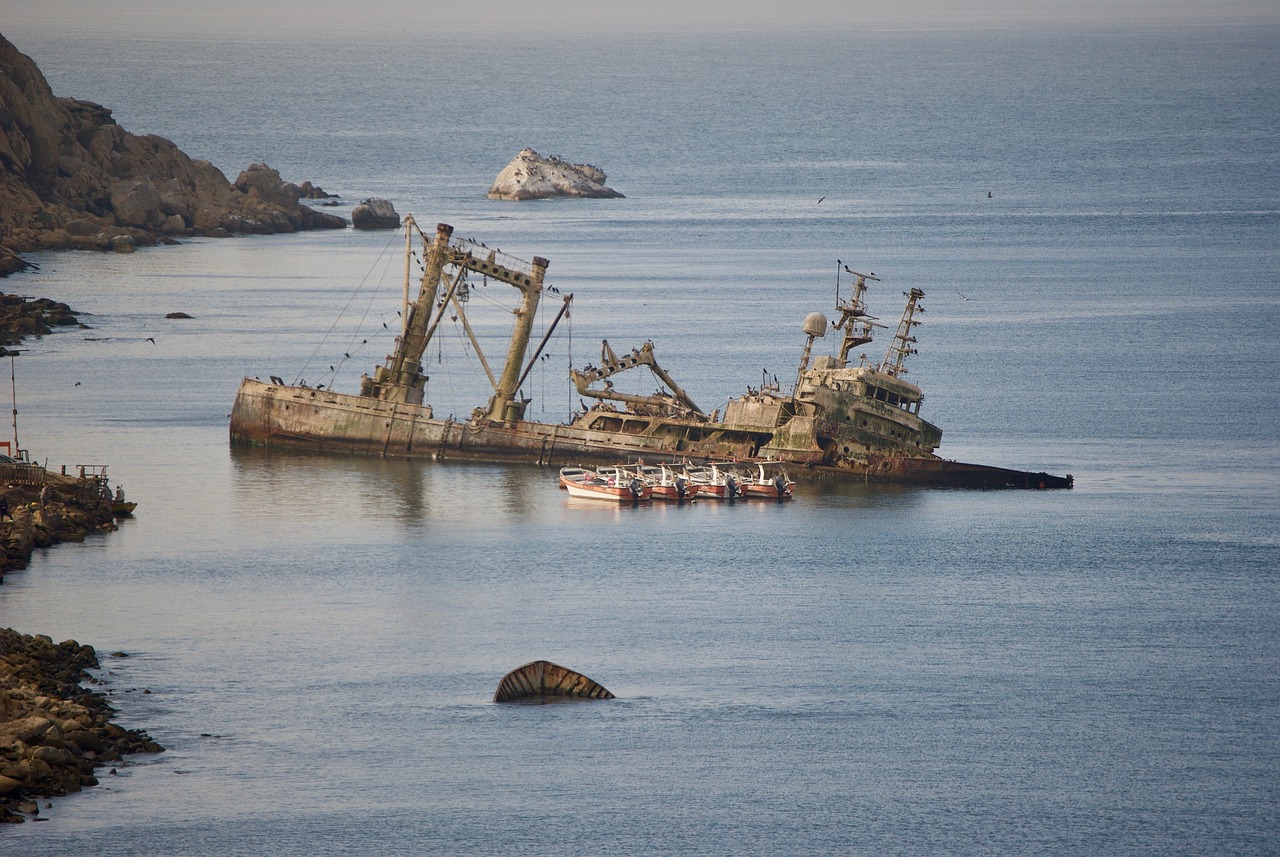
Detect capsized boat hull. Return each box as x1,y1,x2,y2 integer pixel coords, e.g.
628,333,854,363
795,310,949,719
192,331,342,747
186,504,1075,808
229,378,1072,488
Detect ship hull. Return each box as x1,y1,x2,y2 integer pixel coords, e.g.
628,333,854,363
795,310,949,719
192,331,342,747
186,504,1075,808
230,377,739,465
229,378,1072,489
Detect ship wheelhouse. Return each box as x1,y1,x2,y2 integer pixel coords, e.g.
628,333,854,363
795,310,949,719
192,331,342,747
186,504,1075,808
793,362,941,457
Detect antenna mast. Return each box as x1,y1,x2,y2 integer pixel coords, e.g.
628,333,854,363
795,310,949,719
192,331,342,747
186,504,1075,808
834,267,881,366
880,288,925,377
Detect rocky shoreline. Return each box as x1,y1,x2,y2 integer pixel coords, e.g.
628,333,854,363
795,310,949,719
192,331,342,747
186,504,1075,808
0,292,81,346
0,474,154,824
0,472,121,578
0,28,338,824
0,31,347,278
0,628,163,823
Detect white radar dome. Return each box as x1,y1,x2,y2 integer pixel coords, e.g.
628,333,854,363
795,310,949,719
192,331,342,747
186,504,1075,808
803,312,829,337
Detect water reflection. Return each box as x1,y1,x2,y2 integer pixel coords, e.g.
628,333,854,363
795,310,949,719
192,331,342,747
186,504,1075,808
229,444,941,534
228,446,567,528
228,447,442,532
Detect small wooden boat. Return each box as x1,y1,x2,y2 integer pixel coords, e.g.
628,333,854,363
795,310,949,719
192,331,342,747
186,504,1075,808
652,463,696,501
559,466,652,503
683,463,742,500
617,462,694,502
557,467,590,488
736,461,795,500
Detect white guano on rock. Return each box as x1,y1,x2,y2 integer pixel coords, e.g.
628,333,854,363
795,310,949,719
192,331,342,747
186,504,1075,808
487,148,624,200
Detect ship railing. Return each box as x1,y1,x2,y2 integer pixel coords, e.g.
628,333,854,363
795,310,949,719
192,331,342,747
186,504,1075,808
447,235,536,278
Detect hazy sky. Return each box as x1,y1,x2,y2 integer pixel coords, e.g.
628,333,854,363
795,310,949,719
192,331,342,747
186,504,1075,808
5,0,1280,34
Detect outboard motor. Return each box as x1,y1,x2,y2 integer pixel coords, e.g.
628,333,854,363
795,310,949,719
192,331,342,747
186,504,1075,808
774,475,787,499
675,476,688,499
629,478,643,500
726,475,738,499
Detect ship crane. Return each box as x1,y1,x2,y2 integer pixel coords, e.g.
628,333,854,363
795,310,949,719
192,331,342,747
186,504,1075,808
365,217,569,424
571,340,708,420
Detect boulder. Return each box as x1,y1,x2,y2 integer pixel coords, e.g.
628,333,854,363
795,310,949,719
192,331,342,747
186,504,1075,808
109,178,162,228
351,198,400,229
297,180,337,199
63,219,100,237
487,148,624,201
233,163,301,209
0,715,53,742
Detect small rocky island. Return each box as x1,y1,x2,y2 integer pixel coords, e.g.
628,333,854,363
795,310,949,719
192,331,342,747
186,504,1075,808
487,148,624,200
0,31,345,277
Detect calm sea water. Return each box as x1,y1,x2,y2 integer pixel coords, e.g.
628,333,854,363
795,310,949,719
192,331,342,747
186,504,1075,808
2,20,1278,855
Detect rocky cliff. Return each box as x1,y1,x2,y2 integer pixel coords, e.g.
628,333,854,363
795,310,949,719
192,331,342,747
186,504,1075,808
0,32,345,276
487,148,624,200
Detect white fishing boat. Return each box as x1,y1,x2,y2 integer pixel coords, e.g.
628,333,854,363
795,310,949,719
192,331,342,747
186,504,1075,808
618,462,695,502
735,461,795,499
653,463,696,502
683,463,742,500
559,466,652,503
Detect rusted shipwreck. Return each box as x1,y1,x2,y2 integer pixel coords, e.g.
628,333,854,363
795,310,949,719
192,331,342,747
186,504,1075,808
229,218,1072,489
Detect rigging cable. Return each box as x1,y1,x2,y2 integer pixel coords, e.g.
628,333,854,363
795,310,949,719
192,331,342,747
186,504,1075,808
566,308,574,419
294,228,402,386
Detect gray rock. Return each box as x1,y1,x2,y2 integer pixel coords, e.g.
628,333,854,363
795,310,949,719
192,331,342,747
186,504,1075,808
351,198,400,229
